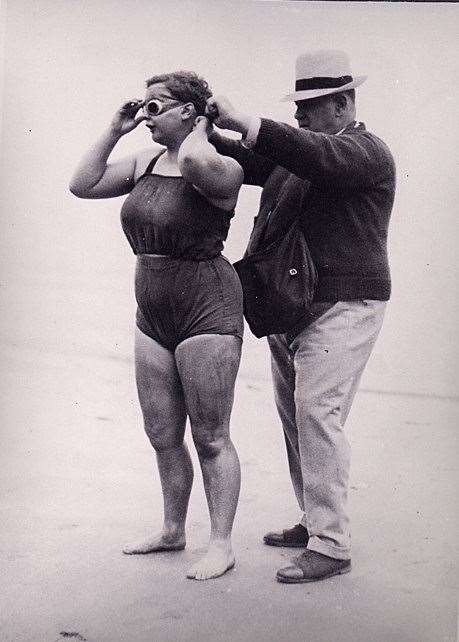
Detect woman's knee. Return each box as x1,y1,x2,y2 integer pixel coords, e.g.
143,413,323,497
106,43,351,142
144,423,184,453
191,425,228,459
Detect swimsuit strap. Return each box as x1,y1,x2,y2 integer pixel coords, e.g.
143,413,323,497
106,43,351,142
143,150,165,175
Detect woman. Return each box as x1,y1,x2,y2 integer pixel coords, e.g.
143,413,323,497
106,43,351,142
70,71,244,581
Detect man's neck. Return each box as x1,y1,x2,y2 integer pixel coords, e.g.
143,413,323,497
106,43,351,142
334,118,355,135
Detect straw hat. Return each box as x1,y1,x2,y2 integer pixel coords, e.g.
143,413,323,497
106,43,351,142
282,50,366,102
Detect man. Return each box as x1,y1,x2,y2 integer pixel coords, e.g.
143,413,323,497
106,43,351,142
207,50,396,583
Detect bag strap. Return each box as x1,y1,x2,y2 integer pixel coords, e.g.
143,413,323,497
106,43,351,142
246,174,301,256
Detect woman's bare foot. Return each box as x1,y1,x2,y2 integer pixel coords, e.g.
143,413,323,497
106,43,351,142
186,540,235,580
122,531,185,555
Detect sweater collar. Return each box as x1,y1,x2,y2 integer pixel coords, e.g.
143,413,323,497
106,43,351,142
337,120,365,135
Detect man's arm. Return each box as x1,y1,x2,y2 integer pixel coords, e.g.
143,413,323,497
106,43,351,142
205,96,275,187
252,118,391,190
206,96,393,191
208,130,275,187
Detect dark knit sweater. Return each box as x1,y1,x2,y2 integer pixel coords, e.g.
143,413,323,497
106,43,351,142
212,119,396,302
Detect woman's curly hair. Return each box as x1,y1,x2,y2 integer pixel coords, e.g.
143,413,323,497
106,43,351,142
145,71,212,116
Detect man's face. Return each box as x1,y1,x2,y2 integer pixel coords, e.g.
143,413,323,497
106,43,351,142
294,95,340,133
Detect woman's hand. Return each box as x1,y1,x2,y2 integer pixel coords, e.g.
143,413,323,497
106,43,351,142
109,99,146,137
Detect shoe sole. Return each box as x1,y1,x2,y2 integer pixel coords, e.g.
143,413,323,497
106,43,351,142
276,564,351,583
263,538,308,548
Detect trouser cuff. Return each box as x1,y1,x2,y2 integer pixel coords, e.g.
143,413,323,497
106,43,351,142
307,535,351,561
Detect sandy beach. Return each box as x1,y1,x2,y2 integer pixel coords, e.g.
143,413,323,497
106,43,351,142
1,262,458,642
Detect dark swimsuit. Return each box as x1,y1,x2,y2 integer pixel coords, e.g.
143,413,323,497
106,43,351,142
120,154,243,351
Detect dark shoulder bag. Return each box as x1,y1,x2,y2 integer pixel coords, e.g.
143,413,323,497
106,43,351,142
233,218,317,338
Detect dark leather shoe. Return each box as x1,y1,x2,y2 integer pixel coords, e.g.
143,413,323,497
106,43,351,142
276,550,351,583
263,523,309,548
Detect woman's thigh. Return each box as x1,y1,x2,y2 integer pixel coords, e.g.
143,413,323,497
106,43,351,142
135,326,187,449
174,334,242,439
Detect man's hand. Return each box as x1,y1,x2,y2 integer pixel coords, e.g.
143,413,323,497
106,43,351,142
205,96,252,136
109,99,146,137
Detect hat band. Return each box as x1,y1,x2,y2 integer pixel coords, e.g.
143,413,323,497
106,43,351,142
295,75,353,91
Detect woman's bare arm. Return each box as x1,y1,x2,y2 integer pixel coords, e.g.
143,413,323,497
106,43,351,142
178,117,243,207
69,100,146,199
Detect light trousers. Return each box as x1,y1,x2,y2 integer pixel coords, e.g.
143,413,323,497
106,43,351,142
267,300,386,560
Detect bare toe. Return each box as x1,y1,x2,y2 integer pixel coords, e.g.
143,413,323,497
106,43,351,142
186,546,235,580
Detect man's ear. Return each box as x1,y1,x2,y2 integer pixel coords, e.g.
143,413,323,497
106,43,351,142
181,103,196,121
332,93,347,116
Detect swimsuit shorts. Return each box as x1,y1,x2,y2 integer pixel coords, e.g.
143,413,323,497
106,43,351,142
135,254,244,351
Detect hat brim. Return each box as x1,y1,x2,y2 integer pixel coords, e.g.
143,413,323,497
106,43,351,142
281,76,367,102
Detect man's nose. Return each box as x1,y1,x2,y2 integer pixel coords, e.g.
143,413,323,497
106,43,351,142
295,111,309,126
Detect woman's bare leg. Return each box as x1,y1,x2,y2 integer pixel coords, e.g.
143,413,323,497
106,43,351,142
123,327,192,554
175,334,242,580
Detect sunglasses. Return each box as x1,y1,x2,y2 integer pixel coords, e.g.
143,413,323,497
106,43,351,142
143,97,183,117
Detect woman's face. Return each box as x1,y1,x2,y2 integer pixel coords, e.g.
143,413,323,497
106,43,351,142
143,82,190,145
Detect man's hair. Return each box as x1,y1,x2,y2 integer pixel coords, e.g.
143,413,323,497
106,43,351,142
145,71,212,116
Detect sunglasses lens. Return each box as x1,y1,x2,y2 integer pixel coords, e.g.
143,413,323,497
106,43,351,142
146,100,162,116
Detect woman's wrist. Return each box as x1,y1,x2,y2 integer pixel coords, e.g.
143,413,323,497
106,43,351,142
106,123,124,141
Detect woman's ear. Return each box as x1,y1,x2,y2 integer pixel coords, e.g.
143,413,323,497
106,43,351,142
181,102,196,121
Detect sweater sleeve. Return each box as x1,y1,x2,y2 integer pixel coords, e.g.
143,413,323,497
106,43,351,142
252,118,392,191
209,131,275,187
